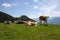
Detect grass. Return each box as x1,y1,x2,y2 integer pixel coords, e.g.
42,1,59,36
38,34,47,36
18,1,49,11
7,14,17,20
0,23,60,40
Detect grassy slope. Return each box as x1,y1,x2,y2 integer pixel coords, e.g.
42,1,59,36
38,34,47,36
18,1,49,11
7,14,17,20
0,23,60,40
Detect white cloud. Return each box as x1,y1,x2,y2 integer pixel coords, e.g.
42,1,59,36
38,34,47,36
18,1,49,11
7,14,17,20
34,4,60,18
2,3,12,7
33,0,60,17
41,5,57,11
45,11,60,17
40,5,58,13
39,5,59,17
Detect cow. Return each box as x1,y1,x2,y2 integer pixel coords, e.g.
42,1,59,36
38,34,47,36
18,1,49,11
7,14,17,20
27,20,38,26
14,20,25,24
14,21,18,24
4,21,11,24
39,16,49,25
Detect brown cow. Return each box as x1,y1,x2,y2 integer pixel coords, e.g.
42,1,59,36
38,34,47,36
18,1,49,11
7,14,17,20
39,16,49,25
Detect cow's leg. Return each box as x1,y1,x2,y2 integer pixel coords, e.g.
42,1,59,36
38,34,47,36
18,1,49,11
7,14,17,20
44,20,46,24
40,20,42,24
45,20,48,26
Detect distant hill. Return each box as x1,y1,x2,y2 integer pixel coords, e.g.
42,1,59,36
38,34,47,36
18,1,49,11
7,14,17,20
0,11,36,22
17,15,36,22
0,11,14,22
48,17,60,25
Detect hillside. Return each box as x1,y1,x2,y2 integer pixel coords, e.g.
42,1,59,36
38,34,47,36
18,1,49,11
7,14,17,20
19,15,36,22
48,17,60,24
0,11,14,22
0,23,60,40
0,11,36,22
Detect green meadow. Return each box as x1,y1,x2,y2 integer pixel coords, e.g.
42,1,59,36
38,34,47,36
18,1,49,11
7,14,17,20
0,23,60,40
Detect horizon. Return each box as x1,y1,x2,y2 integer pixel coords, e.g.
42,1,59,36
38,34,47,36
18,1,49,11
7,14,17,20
0,0,60,19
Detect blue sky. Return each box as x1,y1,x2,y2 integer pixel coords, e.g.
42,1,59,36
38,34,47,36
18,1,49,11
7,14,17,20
0,0,60,18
